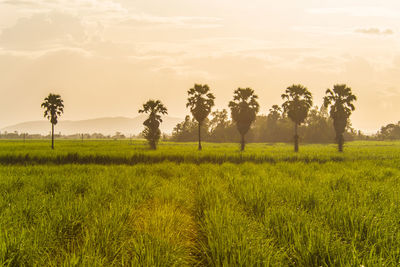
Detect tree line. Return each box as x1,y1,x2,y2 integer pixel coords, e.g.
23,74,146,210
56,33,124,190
41,83,358,152
146,83,358,152
378,122,400,140
171,105,362,145
172,84,357,152
0,132,142,140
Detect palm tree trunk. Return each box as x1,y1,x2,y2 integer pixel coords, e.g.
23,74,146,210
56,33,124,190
294,123,299,152
51,123,54,150
338,133,344,152
241,134,245,151
198,122,202,151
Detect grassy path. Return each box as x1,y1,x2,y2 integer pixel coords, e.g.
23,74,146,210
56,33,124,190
127,164,201,266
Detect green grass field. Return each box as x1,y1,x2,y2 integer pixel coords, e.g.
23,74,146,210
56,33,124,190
1,140,400,266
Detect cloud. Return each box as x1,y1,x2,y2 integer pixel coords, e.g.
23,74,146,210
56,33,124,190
307,7,400,18
298,56,345,72
0,0,223,30
0,12,88,50
355,28,394,36
120,15,223,29
0,0,127,21
394,56,400,68
0,0,36,6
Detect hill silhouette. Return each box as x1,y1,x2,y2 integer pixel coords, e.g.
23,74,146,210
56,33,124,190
1,115,182,135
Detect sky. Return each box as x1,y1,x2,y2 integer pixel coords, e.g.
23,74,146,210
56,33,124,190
0,0,399,133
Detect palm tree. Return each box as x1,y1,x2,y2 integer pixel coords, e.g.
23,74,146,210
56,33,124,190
229,88,260,151
323,84,357,152
281,84,313,152
139,100,168,150
41,93,64,149
186,84,215,150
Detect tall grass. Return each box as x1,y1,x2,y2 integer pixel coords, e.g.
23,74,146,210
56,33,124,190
1,156,400,265
0,164,199,265
0,140,399,165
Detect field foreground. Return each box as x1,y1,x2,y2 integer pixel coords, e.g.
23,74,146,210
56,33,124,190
1,141,400,266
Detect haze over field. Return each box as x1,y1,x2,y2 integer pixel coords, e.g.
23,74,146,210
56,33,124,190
0,115,181,135
0,0,399,133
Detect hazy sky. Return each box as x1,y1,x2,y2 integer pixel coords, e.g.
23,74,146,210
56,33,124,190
0,0,399,133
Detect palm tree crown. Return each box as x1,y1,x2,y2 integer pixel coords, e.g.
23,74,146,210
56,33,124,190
41,94,64,125
229,88,260,134
323,84,356,123
139,99,168,128
281,84,313,125
186,84,215,123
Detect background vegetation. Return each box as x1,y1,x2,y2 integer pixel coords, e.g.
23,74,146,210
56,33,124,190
172,105,365,144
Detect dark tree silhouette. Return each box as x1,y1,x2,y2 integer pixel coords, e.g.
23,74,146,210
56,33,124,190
266,105,284,142
379,122,400,140
41,93,64,149
267,105,282,123
172,115,198,142
381,124,397,140
281,84,313,152
209,109,234,142
186,84,215,150
139,99,168,150
229,88,260,151
323,84,357,152
210,109,229,133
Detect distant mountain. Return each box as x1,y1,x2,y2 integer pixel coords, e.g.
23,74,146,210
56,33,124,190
1,115,182,136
